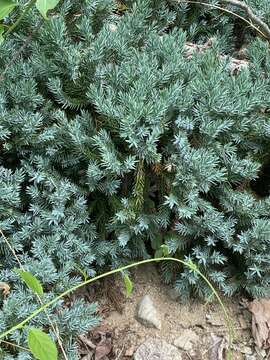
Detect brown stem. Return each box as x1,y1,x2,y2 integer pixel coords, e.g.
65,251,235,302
222,0,270,40
175,0,270,41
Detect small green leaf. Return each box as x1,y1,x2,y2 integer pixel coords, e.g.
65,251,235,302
123,273,133,297
35,0,60,19
160,244,169,257
0,25,4,43
28,328,57,360
0,0,16,20
17,270,43,295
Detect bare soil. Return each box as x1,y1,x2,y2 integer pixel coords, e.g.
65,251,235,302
78,264,259,360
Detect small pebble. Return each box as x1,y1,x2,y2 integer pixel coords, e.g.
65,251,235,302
136,295,161,329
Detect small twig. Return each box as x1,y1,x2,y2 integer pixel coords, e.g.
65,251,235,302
0,230,68,360
0,18,44,83
222,0,270,40
254,346,267,360
0,229,23,268
0,339,30,352
205,326,244,332
202,338,224,356
115,345,125,360
185,352,193,360
177,0,269,40
78,335,96,349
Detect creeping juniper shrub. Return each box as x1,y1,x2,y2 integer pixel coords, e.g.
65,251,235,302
1,0,270,357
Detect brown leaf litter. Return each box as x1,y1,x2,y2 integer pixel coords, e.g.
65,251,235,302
78,329,113,360
248,299,270,349
207,334,227,360
0,282,10,298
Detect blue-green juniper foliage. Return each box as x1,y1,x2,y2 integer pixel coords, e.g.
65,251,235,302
1,0,270,357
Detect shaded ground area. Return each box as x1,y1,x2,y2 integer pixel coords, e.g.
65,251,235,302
77,264,263,359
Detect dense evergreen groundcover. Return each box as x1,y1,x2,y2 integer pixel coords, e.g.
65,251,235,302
1,0,270,357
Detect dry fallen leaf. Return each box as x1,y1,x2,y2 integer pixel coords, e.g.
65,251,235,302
95,339,112,360
0,282,10,297
78,335,96,349
248,299,270,349
208,334,227,360
125,344,135,357
81,354,93,360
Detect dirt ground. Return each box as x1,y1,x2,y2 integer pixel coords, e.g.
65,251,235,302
77,264,264,360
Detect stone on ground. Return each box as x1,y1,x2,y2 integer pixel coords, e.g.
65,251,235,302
136,295,161,329
134,338,182,360
174,329,199,352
